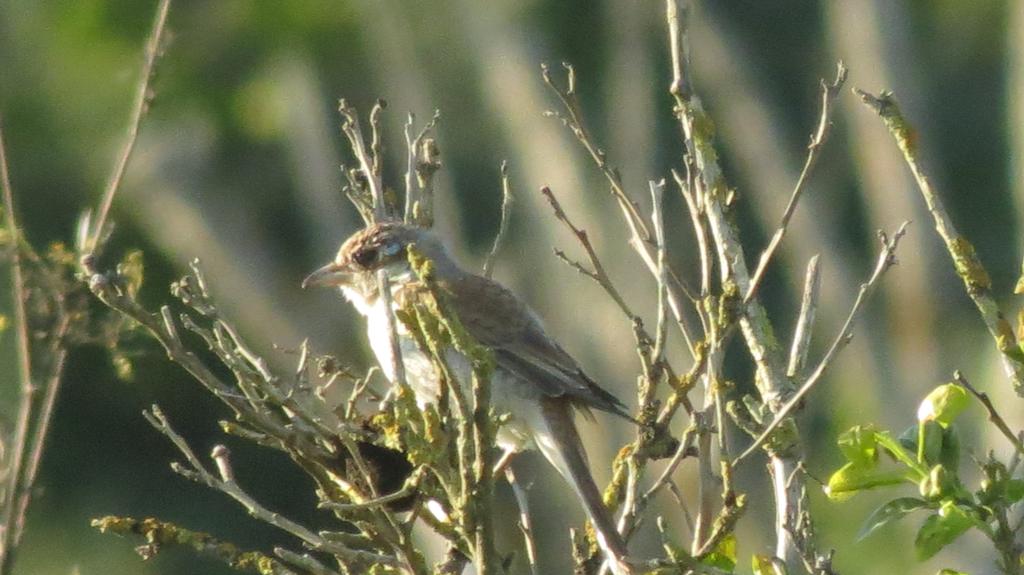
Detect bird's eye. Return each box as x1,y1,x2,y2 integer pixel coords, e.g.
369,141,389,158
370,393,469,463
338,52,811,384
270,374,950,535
352,247,378,268
380,241,403,258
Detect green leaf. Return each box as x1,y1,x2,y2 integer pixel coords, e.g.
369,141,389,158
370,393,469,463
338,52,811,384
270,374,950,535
857,497,931,541
937,569,969,575
914,502,977,560
752,554,783,575
940,426,961,474
875,431,929,478
701,533,737,571
837,425,879,467
917,383,970,427
1005,479,1024,504
826,463,907,501
918,420,944,466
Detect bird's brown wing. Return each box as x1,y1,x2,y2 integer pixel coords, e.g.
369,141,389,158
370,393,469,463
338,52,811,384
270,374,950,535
440,273,630,419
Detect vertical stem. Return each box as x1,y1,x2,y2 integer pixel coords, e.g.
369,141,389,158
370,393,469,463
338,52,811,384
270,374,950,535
87,0,172,254
665,1,811,568
0,122,35,575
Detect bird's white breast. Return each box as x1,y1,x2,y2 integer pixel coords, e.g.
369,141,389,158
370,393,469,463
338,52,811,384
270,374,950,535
353,291,535,453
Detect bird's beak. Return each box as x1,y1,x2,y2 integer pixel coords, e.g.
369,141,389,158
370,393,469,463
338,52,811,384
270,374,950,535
302,261,352,289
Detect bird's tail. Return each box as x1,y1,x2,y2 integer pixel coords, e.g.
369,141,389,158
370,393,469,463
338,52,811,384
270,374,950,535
535,398,632,575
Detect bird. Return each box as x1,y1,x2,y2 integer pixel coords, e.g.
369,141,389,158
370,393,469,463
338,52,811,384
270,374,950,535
304,221,633,574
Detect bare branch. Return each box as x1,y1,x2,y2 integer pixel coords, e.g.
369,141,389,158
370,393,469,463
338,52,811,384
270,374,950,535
482,161,514,279
403,110,441,227
92,516,301,575
541,185,637,323
339,100,387,222
745,63,847,303
376,269,410,395
787,255,821,378
0,120,35,575
954,371,1024,458
541,62,651,243
369,98,386,182
664,0,814,566
274,547,342,575
542,62,701,358
145,406,398,568
86,0,172,256
673,167,712,300
858,89,1024,395
734,223,910,465
504,466,540,575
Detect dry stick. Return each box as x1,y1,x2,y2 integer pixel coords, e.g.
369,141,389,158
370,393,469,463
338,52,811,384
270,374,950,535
504,466,540,575
745,63,847,304
611,182,674,547
376,270,410,395
954,371,1024,457
541,65,700,359
482,161,514,279
0,122,35,575
87,0,172,255
12,315,71,551
734,223,910,465
541,185,637,323
673,168,712,300
664,0,810,567
369,99,386,183
274,548,343,575
787,256,821,378
144,407,398,569
403,113,418,222
641,425,698,502
650,179,670,366
540,63,651,243
857,89,1024,395
402,111,440,226
339,100,387,222
319,469,424,512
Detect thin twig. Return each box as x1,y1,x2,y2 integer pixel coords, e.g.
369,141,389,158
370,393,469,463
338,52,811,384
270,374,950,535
650,179,670,366
787,256,821,378
369,99,386,183
403,111,441,227
319,468,423,512
665,0,809,565
857,89,1024,395
542,63,700,358
541,185,636,322
954,371,1024,457
376,270,410,394
482,161,514,279
642,425,698,501
274,547,343,575
86,0,172,256
734,223,910,465
541,62,651,242
144,406,399,568
12,316,71,552
504,466,540,575
0,120,35,575
673,167,712,300
745,63,847,303
339,100,387,222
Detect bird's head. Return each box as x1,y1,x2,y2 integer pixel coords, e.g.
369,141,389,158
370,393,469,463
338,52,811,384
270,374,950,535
302,221,456,311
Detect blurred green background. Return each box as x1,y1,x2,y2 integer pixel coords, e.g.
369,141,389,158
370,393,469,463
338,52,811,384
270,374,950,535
1,0,1022,573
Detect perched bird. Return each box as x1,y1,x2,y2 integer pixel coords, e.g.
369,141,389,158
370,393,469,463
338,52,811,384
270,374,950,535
304,221,633,574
